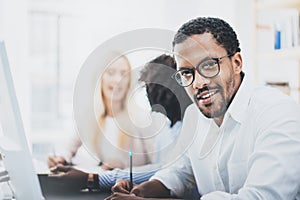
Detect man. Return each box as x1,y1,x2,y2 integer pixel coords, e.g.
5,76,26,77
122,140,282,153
107,17,300,199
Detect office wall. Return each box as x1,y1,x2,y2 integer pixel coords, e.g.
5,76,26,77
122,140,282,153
0,0,244,153
0,0,31,139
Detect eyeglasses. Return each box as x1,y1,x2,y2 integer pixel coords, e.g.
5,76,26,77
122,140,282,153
172,53,234,87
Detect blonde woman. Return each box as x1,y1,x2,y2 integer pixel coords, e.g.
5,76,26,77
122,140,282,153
48,54,151,171
92,54,151,170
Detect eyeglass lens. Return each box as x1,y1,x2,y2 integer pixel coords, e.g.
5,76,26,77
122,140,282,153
197,59,219,78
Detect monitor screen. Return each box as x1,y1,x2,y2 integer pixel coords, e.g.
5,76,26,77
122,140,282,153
0,41,44,199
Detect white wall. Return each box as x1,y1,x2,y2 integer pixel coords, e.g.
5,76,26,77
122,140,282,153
0,0,247,150
0,0,31,136
233,0,256,82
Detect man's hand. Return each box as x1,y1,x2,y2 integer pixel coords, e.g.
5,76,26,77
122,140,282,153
112,180,131,194
105,192,179,200
111,179,172,199
48,164,88,191
47,156,68,168
112,180,144,196
105,192,144,200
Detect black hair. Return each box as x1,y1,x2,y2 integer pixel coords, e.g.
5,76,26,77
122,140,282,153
173,17,241,54
139,54,192,127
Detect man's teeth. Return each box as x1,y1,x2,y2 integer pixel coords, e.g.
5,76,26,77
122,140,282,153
201,92,215,99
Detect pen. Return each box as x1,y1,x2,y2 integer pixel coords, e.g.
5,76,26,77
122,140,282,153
129,150,133,191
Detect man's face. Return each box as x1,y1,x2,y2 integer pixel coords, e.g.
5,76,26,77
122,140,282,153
174,33,242,119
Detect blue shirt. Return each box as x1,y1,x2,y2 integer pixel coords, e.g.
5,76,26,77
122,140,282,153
97,113,182,191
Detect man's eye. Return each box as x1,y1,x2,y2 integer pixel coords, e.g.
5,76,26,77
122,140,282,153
180,69,193,77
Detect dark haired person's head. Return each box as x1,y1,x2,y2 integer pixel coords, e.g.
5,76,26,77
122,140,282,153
172,17,243,126
173,17,241,55
139,54,192,127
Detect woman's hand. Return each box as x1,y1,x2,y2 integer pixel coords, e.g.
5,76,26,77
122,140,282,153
47,156,68,168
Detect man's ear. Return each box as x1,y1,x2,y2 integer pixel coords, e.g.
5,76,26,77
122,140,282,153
231,52,242,75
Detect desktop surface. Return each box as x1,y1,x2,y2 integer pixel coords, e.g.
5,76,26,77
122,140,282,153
43,190,110,200
38,174,111,200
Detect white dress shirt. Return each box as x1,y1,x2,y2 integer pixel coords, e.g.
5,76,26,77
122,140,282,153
152,76,300,200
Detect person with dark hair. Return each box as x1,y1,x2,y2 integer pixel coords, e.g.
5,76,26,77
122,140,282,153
139,54,192,165
139,54,191,127
107,17,300,200
48,54,192,192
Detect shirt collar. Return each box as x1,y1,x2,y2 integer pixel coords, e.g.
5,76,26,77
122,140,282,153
225,74,254,124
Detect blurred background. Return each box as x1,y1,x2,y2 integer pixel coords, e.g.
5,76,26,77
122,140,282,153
0,0,299,158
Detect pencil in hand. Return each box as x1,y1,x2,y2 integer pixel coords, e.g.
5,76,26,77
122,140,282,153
129,150,133,191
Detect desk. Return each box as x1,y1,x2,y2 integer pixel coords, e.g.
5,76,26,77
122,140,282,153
39,174,111,200
43,191,110,200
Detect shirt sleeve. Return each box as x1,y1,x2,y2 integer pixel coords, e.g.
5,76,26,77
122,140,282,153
202,101,300,200
150,105,199,198
150,153,196,198
97,163,160,191
60,133,82,163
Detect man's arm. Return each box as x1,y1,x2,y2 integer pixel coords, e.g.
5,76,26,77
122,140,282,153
115,179,171,198
97,164,160,191
129,180,172,198
49,163,161,192
106,179,176,200
49,165,89,191
111,154,196,199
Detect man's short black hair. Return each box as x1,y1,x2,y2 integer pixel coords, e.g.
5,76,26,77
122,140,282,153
139,54,192,127
173,17,241,54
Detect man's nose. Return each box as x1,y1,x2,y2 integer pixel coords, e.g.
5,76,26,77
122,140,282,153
192,70,210,89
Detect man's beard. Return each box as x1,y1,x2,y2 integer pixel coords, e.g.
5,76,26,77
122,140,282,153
194,77,235,119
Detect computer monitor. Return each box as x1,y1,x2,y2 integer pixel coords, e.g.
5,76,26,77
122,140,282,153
0,41,44,199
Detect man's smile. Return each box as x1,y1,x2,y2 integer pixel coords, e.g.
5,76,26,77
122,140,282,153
195,88,219,105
